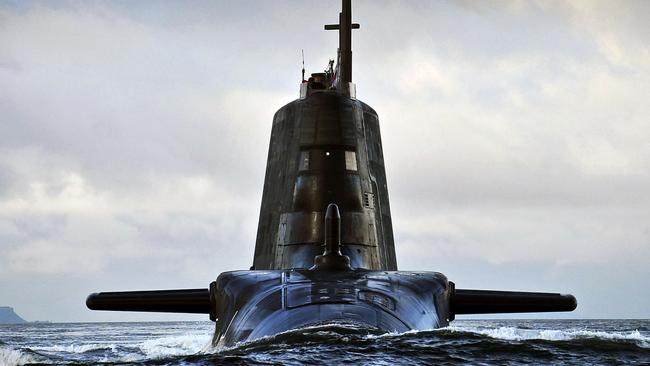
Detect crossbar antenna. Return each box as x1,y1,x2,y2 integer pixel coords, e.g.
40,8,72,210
324,0,359,86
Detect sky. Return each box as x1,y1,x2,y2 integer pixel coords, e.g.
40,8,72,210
0,0,649,322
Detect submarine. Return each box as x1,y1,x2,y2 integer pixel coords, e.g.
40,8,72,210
87,0,577,348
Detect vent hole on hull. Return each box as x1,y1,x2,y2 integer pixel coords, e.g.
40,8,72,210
363,193,375,209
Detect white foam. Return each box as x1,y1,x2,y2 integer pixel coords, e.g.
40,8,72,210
447,325,650,347
23,332,212,363
0,345,46,366
138,333,212,359
32,343,115,354
363,328,424,340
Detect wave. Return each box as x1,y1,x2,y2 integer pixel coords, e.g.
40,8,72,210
207,321,650,361
170,323,644,366
211,322,383,352
31,343,117,354
0,345,50,366
3,322,648,365
138,334,212,359
3,333,212,365
212,321,650,347
446,325,650,347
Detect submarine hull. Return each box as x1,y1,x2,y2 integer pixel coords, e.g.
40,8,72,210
211,270,451,347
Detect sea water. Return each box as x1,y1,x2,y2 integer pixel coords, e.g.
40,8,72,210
1,319,649,365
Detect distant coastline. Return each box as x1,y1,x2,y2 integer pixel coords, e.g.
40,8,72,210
0,306,27,324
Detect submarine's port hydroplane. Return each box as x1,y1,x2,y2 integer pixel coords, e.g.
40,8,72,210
87,0,577,347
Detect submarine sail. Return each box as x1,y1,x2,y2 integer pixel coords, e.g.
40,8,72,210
252,71,397,271
87,0,576,347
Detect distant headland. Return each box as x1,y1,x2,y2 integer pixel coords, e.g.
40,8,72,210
0,306,27,324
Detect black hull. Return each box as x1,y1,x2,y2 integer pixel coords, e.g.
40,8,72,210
211,270,450,347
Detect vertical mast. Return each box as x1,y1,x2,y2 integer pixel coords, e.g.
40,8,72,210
325,0,359,89
340,0,352,83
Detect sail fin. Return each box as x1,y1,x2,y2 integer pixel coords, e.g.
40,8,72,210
86,287,214,319
450,283,577,318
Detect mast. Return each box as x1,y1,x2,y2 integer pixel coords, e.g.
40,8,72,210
325,0,359,90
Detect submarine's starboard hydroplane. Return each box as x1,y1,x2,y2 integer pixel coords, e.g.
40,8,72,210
87,0,577,347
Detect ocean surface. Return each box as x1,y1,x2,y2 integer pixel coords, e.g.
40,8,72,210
1,319,649,365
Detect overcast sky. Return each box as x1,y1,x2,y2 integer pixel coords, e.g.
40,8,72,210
1,0,649,322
